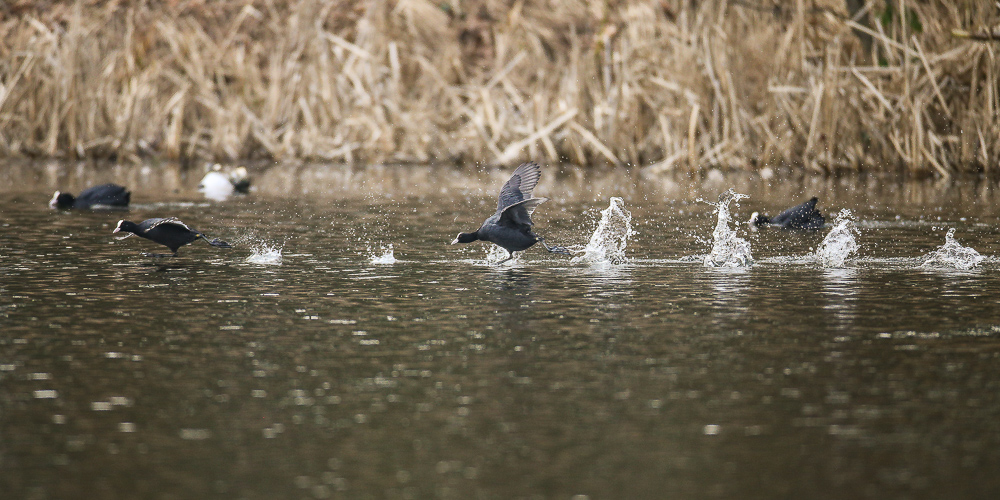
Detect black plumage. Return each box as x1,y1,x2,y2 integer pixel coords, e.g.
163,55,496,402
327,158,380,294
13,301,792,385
749,197,825,229
50,183,130,209
114,218,232,257
451,162,570,262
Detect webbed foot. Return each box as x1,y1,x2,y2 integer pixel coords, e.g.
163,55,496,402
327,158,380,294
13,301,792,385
538,237,573,256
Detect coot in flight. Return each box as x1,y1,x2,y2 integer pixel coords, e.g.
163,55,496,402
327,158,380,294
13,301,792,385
50,183,130,209
114,218,232,257
451,162,571,262
748,197,825,229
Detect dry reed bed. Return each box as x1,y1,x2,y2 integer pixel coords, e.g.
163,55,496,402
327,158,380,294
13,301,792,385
0,0,997,175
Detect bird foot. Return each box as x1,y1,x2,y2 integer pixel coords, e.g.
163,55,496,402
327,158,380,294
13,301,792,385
538,237,573,256
495,254,515,264
547,245,573,255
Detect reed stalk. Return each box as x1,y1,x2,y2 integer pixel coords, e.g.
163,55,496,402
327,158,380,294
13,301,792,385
0,0,996,175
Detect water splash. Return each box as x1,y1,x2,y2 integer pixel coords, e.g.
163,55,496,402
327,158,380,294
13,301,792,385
571,197,635,266
815,209,859,267
485,244,513,264
368,244,397,265
703,189,752,268
246,242,283,265
921,228,983,270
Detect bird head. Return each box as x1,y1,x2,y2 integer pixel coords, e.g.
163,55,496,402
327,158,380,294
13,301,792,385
451,232,478,245
49,191,74,209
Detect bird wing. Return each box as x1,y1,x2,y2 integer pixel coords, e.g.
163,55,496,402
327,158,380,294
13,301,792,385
499,197,548,227
496,162,542,213
144,217,193,233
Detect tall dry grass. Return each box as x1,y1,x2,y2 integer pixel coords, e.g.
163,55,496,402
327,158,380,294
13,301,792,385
0,0,997,175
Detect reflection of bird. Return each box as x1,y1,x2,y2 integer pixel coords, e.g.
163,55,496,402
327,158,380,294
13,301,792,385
451,162,571,263
748,197,825,229
49,184,130,209
198,165,250,201
113,218,232,257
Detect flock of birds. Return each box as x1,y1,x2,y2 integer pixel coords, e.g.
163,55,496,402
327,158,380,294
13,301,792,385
50,162,827,261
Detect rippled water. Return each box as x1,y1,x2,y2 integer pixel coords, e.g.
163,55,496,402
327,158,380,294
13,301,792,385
3,162,1000,499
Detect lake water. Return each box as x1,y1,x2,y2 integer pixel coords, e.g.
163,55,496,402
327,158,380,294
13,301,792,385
2,161,1000,499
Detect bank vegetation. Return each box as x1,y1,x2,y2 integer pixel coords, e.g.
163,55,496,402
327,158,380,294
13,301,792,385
0,0,997,175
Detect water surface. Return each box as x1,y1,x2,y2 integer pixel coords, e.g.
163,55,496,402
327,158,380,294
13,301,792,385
2,162,1000,499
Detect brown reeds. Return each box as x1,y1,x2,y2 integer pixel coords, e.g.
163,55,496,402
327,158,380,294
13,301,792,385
0,0,997,175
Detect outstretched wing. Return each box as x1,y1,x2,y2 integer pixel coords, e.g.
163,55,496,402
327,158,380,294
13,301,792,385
499,197,548,227
144,217,194,233
496,162,542,213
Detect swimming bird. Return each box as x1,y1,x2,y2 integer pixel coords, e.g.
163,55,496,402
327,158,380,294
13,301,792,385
50,183,130,209
198,165,250,201
451,162,571,263
113,218,232,257
748,197,825,229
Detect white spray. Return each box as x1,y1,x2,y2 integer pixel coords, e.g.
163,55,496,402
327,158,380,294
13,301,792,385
921,228,983,270
703,189,753,268
815,209,859,267
572,197,635,266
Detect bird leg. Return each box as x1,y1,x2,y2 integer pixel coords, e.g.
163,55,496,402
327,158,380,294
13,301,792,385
496,251,515,264
537,236,573,255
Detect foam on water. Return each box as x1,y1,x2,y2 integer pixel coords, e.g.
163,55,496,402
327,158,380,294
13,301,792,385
368,244,397,265
245,242,283,265
921,228,983,270
571,197,635,266
815,209,859,267
702,189,752,268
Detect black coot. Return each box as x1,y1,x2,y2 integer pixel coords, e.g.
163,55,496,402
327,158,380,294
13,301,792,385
451,162,571,262
50,183,130,209
113,218,232,257
748,197,825,229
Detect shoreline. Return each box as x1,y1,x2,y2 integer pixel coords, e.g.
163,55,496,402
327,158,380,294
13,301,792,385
4,158,999,208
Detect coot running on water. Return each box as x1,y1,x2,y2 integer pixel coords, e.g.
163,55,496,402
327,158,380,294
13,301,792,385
748,197,825,229
451,162,571,263
114,218,232,257
50,183,130,209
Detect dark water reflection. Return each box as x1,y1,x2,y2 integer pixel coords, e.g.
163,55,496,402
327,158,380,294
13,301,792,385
2,161,1000,499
